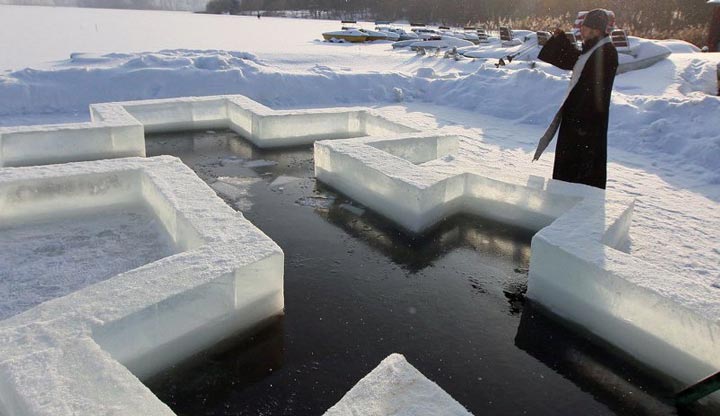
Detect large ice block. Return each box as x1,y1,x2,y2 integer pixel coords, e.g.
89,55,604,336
0,156,284,416
0,95,419,167
325,354,473,416
315,134,720,396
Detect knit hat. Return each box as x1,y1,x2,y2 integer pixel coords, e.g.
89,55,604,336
582,9,610,32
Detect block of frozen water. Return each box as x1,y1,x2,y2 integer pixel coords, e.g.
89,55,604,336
0,94,420,167
0,122,145,167
121,96,229,133
361,111,420,136
324,354,473,416
369,135,459,165
0,156,284,416
315,133,720,394
529,195,720,389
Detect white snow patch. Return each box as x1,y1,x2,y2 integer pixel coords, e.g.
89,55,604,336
325,354,473,416
0,204,176,321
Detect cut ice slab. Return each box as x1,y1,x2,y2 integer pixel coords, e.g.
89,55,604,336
0,94,419,168
324,353,473,416
270,175,302,188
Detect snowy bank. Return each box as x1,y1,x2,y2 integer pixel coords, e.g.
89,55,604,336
1,47,718,179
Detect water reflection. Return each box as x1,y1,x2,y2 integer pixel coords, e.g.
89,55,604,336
514,303,716,415
146,317,285,414
319,197,533,274
144,130,709,415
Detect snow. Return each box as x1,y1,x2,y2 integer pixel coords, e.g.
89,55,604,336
0,4,719,411
0,156,284,415
0,1,208,12
324,354,473,416
0,204,176,320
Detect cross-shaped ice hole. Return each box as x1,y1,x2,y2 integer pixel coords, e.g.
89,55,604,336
0,156,284,416
0,95,421,168
315,133,720,394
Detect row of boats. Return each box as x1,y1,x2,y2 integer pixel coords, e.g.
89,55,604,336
321,20,675,74
322,22,496,47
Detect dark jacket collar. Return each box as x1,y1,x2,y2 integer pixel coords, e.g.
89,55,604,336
582,34,609,53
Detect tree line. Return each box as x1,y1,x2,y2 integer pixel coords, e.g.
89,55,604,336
206,0,716,44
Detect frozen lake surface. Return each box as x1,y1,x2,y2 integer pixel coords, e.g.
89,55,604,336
0,204,176,320
143,130,708,415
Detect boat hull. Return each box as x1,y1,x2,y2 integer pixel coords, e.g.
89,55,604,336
323,34,367,43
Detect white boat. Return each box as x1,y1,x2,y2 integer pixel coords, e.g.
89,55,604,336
391,39,420,49
617,36,673,73
412,28,442,40
322,30,367,43
358,28,390,41
374,26,402,41
394,28,419,41
411,36,475,51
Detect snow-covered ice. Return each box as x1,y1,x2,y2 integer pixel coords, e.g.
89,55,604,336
0,156,284,416
0,204,176,320
324,354,473,416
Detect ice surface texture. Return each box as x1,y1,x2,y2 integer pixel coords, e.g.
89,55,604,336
324,354,473,416
315,134,720,392
0,156,284,415
0,95,419,167
0,205,177,320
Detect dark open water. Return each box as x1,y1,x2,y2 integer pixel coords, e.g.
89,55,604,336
143,130,711,416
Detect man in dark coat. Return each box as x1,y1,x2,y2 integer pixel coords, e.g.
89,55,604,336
708,1,720,52
535,9,618,189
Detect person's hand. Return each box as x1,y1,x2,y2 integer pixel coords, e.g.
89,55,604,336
554,28,565,37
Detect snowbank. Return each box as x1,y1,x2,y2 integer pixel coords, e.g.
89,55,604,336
1,48,717,179
325,354,472,416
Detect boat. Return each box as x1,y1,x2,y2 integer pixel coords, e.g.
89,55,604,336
411,28,443,40
358,28,390,41
322,30,368,43
392,39,420,49
617,36,672,74
410,36,475,51
374,26,403,41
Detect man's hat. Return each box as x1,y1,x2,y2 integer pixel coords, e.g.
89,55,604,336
582,9,610,32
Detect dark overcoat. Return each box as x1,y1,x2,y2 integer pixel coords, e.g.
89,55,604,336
538,33,618,189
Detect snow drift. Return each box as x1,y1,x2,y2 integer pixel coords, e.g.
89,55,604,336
4,48,717,181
